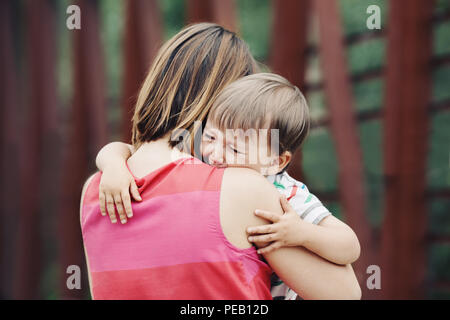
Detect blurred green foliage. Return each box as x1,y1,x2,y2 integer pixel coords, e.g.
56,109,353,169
353,78,383,112
347,38,385,74
159,0,185,39
360,120,383,227
339,0,387,35
428,111,450,188
433,66,450,102
237,0,271,61
429,244,450,284
430,200,450,236
302,127,338,192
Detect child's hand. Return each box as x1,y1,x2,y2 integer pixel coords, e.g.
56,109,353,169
99,163,142,224
247,195,306,254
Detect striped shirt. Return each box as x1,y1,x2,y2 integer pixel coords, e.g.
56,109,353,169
266,171,331,300
81,157,273,300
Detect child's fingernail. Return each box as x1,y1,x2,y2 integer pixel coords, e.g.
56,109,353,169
248,237,253,242
121,219,127,224
247,228,254,233
112,219,117,224
254,210,260,214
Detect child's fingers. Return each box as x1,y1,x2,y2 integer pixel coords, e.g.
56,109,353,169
130,180,142,202
254,209,281,222
247,224,276,235
248,233,279,243
114,194,127,224
257,242,282,254
121,191,133,218
105,194,117,223
99,192,107,216
280,195,294,213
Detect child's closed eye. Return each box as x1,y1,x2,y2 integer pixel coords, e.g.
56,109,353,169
228,145,243,154
203,133,215,141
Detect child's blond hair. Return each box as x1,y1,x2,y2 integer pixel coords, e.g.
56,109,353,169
208,73,310,156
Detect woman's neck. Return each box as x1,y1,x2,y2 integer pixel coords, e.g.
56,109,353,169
127,134,192,178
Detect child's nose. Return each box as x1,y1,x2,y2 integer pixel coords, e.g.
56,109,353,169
210,147,224,165
209,154,223,165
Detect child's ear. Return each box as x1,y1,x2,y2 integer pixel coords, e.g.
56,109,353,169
277,151,292,172
266,151,292,176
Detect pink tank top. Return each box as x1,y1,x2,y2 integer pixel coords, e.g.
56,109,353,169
81,157,272,299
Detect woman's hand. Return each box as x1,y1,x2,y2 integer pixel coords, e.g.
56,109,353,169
99,163,142,224
247,195,307,254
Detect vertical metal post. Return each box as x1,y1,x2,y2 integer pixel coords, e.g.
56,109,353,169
121,0,162,142
270,0,310,180
314,0,373,298
59,0,106,299
382,0,434,299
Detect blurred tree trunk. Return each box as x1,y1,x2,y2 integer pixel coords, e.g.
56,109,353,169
0,0,21,299
59,0,107,299
13,0,59,299
314,0,375,299
122,0,162,143
186,0,237,32
187,0,212,24
210,0,237,32
381,0,434,299
270,0,310,181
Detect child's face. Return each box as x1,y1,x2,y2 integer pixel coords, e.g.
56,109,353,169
201,119,282,176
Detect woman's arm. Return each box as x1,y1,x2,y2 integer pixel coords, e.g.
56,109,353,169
223,168,362,300
264,245,361,300
96,142,141,224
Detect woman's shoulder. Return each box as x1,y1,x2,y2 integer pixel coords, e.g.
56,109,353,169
221,167,282,220
223,167,277,198
220,167,283,249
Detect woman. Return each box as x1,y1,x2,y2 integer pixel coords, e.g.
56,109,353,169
80,23,361,299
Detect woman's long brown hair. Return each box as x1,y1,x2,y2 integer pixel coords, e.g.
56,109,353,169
131,23,258,155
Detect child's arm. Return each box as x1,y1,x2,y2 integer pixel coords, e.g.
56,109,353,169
96,142,134,171
296,214,360,265
247,196,360,265
96,142,141,224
